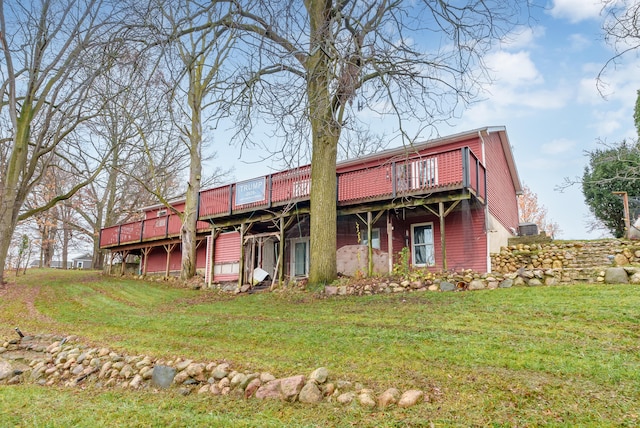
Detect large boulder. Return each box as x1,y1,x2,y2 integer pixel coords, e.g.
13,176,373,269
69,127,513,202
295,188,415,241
298,382,323,403
604,267,629,284
151,365,176,389
280,375,305,402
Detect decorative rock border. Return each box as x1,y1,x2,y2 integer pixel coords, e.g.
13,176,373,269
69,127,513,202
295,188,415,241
0,334,426,409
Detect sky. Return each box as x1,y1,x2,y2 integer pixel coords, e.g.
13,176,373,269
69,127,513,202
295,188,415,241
208,0,640,240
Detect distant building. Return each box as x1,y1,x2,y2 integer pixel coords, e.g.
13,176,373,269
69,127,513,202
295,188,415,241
72,254,93,270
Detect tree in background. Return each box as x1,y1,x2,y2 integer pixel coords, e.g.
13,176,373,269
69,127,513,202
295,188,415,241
582,140,640,238
143,0,236,280
0,0,126,283
580,90,640,238
600,1,640,91
518,184,561,238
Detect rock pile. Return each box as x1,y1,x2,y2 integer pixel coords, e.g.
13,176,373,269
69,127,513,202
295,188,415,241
0,334,425,409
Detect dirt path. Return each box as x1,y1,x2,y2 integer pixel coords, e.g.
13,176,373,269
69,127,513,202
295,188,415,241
1,281,56,326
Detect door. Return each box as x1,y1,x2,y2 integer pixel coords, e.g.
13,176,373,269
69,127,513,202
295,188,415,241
291,238,309,277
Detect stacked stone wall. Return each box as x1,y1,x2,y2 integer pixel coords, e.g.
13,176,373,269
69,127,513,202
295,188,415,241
491,239,640,285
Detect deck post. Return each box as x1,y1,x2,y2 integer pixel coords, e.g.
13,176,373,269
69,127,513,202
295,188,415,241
120,250,129,276
387,211,393,273
439,202,447,270
207,228,219,288
163,243,176,278
141,247,151,276
367,211,373,276
238,223,245,289
278,217,285,286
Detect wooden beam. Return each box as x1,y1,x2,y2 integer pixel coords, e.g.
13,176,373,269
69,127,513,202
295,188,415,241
207,228,220,289
439,202,447,271
278,216,285,286
141,247,151,276
367,211,373,277
120,250,130,276
387,211,394,274
238,223,245,289
163,243,176,278
337,190,470,216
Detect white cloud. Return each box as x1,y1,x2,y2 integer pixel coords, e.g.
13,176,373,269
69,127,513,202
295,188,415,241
548,0,602,23
486,51,543,86
568,33,592,51
500,26,546,50
541,138,577,155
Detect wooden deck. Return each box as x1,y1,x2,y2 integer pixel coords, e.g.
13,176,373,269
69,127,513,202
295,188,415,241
100,146,485,249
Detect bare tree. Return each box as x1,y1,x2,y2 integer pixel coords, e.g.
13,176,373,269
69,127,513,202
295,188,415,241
137,0,235,280
600,1,640,91
224,0,525,284
0,0,125,283
69,40,187,270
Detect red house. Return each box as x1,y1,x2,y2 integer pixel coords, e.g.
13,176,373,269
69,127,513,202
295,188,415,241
100,126,522,285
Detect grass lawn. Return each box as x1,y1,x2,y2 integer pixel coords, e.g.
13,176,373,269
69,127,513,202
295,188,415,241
1,269,639,427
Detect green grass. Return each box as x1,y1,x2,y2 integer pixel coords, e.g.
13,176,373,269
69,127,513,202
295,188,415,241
1,268,640,426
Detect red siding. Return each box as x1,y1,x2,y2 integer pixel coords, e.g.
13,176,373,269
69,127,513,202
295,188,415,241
485,133,519,232
196,243,208,269
213,232,241,282
403,203,487,272
146,245,181,273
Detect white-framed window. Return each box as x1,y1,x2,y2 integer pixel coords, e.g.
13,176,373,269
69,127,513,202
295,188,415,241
411,223,435,267
290,237,310,277
157,209,167,217
361,228,381,250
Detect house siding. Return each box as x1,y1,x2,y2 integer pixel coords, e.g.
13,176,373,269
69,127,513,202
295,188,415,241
146,245,181,273
403,202,487,272
212,232,241,281
485,132,519,233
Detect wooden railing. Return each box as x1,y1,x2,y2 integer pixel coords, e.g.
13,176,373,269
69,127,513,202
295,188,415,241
100,147,485,248
100,214,210,248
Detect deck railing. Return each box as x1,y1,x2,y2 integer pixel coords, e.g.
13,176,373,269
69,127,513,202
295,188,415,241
100,147,485,248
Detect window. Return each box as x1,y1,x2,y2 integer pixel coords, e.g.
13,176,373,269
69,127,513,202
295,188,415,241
411,223,435,266
157,209,167,217
361,228,381,249
290,238,310,277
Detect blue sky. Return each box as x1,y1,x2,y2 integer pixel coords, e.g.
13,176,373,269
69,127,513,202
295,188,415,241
440,0,640,239
211,0,640,240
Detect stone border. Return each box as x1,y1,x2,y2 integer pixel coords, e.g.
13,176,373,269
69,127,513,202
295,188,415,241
0,334,425,409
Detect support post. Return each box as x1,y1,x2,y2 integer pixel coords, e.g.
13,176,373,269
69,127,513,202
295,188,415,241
163,243,176,278
278,217,286,286
367,211,373,276
207,228,219,288
141,247,151,276
120,250,129,276
238,223,245,289
613,191,630,238
439,202,447,270
387,211,394,274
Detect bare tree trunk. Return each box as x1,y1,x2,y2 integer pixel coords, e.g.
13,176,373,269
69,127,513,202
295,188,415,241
180,67,204,281
307,0,340,284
